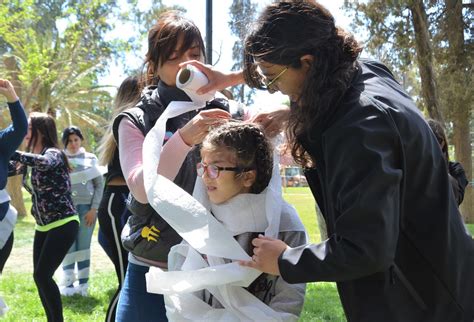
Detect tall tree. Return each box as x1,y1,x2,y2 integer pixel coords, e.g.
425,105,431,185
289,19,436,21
229,0,257,105
344,1,473,221
0,0,172,216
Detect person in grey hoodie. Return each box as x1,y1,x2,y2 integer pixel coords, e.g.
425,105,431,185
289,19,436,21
59,126,104,296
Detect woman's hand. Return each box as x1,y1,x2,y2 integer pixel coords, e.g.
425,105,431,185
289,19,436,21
179,60,244,95
84,208,97,227
179,108,231,146
239,235,289,276
250,105,290,137
0,79,19,103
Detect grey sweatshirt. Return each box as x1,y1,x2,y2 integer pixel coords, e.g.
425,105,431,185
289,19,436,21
65,148,104,209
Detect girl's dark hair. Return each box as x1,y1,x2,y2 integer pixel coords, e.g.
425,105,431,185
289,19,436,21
243,0,363,167
202,122,273,194
62,126,84,148
144,11,205,86
28,112,69,167
427,119,449,163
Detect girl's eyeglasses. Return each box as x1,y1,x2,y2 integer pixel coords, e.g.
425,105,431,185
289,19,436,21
262,66,288,92
196,162,253,179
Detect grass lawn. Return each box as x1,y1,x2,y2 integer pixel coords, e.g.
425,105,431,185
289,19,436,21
1,188,473,321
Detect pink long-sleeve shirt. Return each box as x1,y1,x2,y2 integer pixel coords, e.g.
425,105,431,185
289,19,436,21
118,118,193,203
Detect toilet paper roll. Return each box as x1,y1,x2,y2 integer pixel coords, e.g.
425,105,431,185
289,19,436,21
176,64,215,105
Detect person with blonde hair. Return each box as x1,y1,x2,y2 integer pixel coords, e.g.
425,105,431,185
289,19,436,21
96,75,141,322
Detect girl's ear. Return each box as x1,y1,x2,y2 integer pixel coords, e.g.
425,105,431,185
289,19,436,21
300,54,314,70
242,170,257,188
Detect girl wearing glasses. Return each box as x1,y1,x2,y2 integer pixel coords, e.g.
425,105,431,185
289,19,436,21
181,1,474,321
169,121,306,319
112,11,230,321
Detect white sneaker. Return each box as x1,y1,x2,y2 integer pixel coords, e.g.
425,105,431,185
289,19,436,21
59,269,76,287
76,283,88,296
60,286,78,297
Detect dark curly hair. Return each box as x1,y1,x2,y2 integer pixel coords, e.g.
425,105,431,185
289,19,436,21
243,0,363,167
201,122,273,194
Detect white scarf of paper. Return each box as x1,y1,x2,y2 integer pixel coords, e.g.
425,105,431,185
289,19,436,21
65,148,107,185
0,189,11,204
144,66,292,321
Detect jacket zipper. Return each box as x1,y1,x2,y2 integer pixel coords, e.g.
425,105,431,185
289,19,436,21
391,264,427,310
31,169,44,226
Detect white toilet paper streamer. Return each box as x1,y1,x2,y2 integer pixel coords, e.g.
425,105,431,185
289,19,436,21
143,66,292,321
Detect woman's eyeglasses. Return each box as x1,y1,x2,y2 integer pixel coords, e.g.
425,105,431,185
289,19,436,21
196,162,253,179
262,66,288,92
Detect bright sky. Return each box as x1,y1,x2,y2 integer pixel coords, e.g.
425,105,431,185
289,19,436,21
103,0,353,108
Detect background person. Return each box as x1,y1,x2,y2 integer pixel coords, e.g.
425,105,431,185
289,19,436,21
9,112,78,322
59,126,104,296
96,75,140,322
427,119,469,206
0,79,27,315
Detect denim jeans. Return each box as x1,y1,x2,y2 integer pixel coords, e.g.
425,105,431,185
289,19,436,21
116,262,167,322
97,185,131,322
62,204,96,285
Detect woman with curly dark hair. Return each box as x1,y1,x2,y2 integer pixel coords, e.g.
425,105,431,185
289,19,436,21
183,1,474,321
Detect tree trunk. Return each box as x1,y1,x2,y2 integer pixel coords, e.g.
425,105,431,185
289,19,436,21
453,112,473,223
3,56,27,218
409,0,444,122
445,0,473,222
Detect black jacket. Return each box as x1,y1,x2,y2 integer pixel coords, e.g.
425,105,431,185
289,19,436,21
448,161,469,206
278,60,474,321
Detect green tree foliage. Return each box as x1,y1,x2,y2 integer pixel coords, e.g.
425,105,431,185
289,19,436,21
0,0,176,215
344,0,473,221
229,0,256,105
0,0,176,146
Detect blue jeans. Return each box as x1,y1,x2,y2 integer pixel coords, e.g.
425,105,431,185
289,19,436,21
116,262,167,322
62,204,96,285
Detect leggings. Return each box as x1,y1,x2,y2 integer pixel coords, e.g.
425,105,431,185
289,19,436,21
97,185,131,322
33,220,78,322
0,232,13,274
